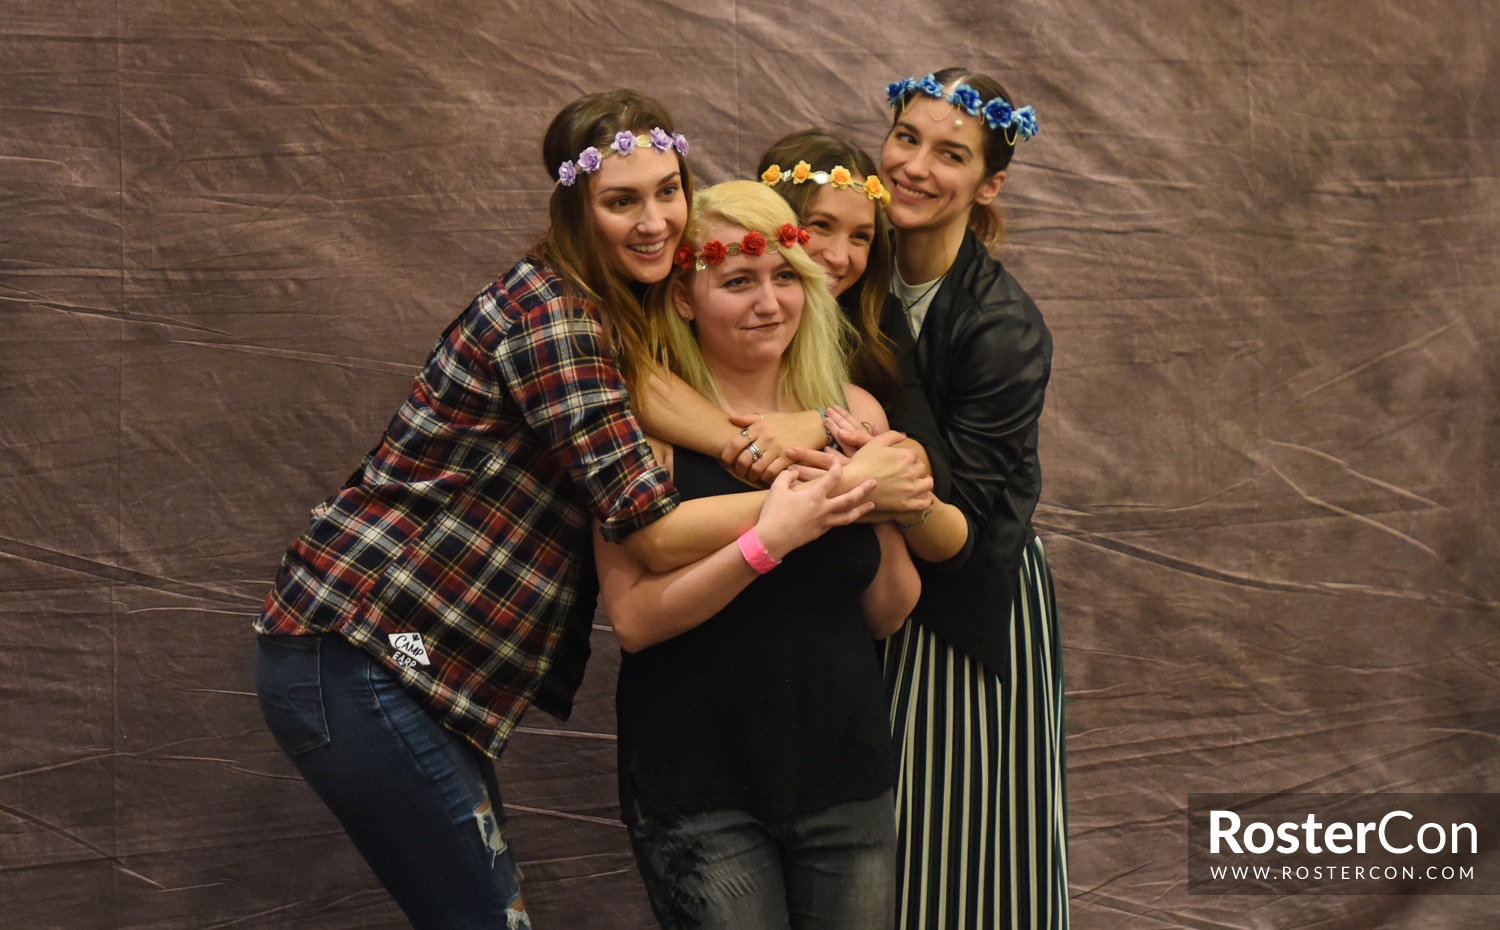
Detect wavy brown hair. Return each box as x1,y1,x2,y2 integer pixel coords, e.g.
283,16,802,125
756,129,899,402
532,90,693,392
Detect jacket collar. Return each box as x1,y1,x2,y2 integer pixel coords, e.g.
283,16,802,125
911,228,981,373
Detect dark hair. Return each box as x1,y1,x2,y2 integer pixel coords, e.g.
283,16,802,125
756,129,899,401
890,67,1019,247
533,90,693,392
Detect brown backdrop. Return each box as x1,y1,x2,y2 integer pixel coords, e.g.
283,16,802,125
2,1,1496,927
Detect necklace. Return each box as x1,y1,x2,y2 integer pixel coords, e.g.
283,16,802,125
896,274,943,311
893,270,945,337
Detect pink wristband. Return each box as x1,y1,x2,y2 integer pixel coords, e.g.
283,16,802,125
736,528,782,574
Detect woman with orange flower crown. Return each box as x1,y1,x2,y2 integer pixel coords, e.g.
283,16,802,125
752,129,957,498
826,67,1069,930
593,179,920,929
251,90,903,930
754,130,900,400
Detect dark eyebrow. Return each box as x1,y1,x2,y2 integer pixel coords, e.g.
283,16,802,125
895,117,974,159
804,207,876,232
595,171,681,198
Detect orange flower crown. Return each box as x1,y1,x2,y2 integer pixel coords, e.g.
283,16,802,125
760,161,892,208
673,224,812,272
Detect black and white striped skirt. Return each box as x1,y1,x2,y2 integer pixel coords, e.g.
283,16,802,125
882,537,1068,930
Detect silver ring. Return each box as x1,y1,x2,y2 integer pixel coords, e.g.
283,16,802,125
748,443,764,461
740,426,753,438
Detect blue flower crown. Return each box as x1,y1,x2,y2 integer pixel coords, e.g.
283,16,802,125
885,74,1038,144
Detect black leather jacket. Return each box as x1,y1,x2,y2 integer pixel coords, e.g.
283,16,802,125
881,230,1052,676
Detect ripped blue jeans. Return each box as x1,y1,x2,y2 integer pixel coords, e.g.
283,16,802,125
626,793,896,930
256,633,531,930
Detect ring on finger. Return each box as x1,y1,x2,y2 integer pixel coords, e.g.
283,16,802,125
748,443,764,461
740,426,753,437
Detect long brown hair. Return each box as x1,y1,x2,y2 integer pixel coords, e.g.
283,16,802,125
756,129,899,402
532,90,693,392
889,67,1021,248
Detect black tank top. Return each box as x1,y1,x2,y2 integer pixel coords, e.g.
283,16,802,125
615,447,896,820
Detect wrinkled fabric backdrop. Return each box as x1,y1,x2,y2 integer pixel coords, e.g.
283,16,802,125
2,0,1496,927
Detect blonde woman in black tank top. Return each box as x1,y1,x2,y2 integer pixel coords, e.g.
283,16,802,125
593,180,922,929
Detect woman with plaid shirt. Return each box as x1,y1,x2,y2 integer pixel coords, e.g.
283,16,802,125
254,91,928,930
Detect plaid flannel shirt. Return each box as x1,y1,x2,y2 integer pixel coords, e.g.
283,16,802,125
256,257,678,757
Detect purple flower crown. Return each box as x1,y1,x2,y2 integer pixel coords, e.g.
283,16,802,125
555,128,690,186
885,74,1038,142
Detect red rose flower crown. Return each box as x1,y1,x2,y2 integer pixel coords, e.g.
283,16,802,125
674,224,812,272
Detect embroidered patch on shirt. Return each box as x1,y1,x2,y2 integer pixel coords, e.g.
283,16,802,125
389,632,432,668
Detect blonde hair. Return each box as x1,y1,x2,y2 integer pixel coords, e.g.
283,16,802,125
651,180,852,411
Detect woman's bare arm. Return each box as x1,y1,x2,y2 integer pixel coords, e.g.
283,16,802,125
824,403,967,562
596,522,759,652
599,462,877,651
617,490,764,574
861,522,921,638
636,364,828,483
843,386,921,635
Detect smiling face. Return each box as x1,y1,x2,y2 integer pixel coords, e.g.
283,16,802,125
675,223,805,376
801,184,876,297
880,94,1006,236
588,146,688,284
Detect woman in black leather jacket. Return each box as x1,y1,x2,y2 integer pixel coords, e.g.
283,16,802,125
867,67,1068,930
